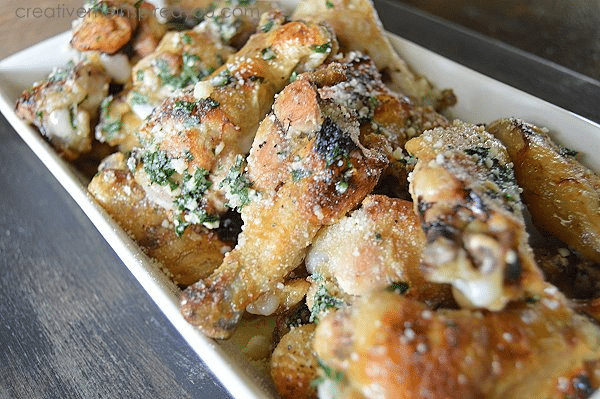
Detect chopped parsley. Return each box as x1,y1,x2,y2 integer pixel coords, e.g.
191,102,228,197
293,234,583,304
210,69,233,87
261,47,276,60
289,71,298,82
312,358,344,388
311,41,332,53
387,281,409,294
309,284,343,323
89,1,110,15
48,61,75,83
173,100,197,114
182,33,192,44
101,120,122,137
136,70,145,82
130,91,148,105
143,150,177,190
220,155,256,211
325,0,334,7
261,18,275,32
291,168,310,182
155,53,208,89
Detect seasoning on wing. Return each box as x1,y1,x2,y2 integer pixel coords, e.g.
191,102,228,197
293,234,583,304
306,194,453,307
314,291,600,399
129,15,337,236
88,153,230,286
488,118,600,264
179,66,388,338
15,56,110,160
405,121,546,310
293,0,456,109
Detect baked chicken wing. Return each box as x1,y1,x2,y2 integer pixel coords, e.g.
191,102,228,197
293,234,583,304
314,291,600,399
405,121,546,310
15,56,110,160
488,118,600,264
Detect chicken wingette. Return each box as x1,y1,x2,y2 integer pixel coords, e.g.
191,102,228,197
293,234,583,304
128,15,336,237
293,0,456,110
71,0,166,58
405,121,546,310
88,153,230,286
179,66,388,338
314,291,600,399
15,56,110,160
306,194,453,306
488,118,600,264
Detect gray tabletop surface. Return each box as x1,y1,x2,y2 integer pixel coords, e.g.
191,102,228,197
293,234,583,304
1,1,599,398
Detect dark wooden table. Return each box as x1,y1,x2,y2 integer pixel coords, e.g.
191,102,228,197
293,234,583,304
1,1,599,398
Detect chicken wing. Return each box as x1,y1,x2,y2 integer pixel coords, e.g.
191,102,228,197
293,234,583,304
314,291,600,399
88,153,229,286
271,324,318,399
130,16,336,235
15,56,110,160
306,194,453,307
71,0,166,58
488,118,600,264
292,0,456,108
179,69,388,338
405,121,546,310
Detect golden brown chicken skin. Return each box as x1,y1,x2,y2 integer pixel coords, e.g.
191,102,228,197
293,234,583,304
15,57,110,160
71,0,166,58
307,194,453,307
293,0,456,109
271,324,318,399
179,69,388,338
314,292,600,399
130,16,336,235
488,118,600,264
405,121,546,310
88,153,229,287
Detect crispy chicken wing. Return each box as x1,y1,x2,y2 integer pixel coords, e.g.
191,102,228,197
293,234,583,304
88,153,229,286
292,0,455,107
271,324,318,399
314,292,600,399
405,121,546,310
130,17,336,235
179,69,388,338
15,56,110,160
306,194,453,306
488,118,600,264
71,0,166,57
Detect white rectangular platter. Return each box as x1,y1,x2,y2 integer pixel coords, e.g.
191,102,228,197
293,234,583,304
1,16,599,399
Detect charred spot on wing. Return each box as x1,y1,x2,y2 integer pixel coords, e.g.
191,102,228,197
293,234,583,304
466,189,489,217
423,221,459,242
314,117,357,167
504,257,522,284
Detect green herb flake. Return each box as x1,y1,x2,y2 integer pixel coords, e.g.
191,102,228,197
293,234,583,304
261,47,276,61
325,0,334,8
220,155,255,211
130,91,148,105
387,281,409,294
261,19,275,32
182,33,192,44
48,60,75,83
143,150,177,190
210,69,233,87
101,120,122,137
289,71,298,82
311,41,332,54
309,284,343,323
173,100,197,114
136,70,145,82
291,169,310,182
